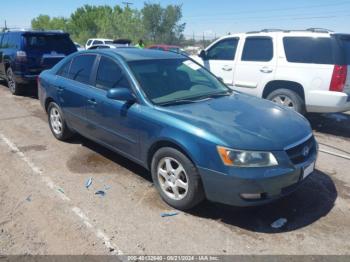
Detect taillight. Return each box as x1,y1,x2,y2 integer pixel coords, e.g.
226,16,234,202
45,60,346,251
329,65,347,92
15,51,27,63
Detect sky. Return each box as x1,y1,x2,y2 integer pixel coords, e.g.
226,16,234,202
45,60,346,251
1,0,350,39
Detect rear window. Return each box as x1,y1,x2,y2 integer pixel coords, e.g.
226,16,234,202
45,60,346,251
24,34,76,54
283,37,337,65
338,36,350,65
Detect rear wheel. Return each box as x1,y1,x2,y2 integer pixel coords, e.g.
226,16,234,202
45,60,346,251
266,88,305,114
48,102,74,141
6,67,22,95
151,147,204,210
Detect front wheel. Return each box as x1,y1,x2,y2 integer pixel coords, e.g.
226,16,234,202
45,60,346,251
266,88,305,114
48,102,74,141
151,147,204,210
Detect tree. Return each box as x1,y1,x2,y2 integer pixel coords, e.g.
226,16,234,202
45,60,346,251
32,15,68,31
141,3,185,44
31,3,186,45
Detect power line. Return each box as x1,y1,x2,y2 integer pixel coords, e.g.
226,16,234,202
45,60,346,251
186,0,350,19
189,9,350,23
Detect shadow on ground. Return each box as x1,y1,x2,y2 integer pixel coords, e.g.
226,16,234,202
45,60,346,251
67,135,337,234
189,170,337,233
307,112,350,139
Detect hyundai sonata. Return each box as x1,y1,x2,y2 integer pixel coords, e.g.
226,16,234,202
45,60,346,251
38,49,318,210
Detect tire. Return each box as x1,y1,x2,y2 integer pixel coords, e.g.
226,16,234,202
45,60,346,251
47,102,74,141
151,147,205,210
266,88,305,114
6,67,22,95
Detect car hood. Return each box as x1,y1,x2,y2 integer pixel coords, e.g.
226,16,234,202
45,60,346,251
156,93,312,151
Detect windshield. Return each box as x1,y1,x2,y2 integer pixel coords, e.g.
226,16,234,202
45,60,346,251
128,58,229,105
24,34,76,54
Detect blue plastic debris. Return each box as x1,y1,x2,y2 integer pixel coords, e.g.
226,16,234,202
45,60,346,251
26,195,32,202
85,177,93,189
95,190,106,197
161,212,179,217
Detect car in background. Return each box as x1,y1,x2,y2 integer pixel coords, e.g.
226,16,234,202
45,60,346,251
148,44,188,55
88,39,133,50
38,48,317,210
74,42,85,51
85,38,113,49
0,29,77,95
193,28,350,114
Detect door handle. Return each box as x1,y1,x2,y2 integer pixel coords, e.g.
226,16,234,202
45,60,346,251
260,67,273,73
57,86,64,93
222,65,233,71
87,98,97,105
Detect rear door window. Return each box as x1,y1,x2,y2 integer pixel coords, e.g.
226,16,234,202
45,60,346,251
283,37,335,64
68,55,96,85
7,33,20,48
24,34,76,54
1,33,9,48
0,33,3,48
95,56,130,91
241,37,273,62
206,38,239,60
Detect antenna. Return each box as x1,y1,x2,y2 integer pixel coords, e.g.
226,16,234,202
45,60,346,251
122,2,133,8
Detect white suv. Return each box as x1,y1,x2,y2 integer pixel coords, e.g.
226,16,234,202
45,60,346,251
193,29,350,114
85,38,113,49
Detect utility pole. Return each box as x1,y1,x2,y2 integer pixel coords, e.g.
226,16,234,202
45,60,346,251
202,32,205,48
122,2,133,8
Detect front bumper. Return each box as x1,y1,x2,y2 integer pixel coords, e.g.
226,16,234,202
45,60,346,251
198,151,317,207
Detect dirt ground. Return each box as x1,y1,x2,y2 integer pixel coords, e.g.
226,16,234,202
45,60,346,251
0,83,349,256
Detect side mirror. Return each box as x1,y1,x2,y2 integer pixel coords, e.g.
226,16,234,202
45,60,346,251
199,50,207,60
107,87,135,102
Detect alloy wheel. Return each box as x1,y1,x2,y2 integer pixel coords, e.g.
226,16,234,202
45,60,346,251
272,95,295,109
50,107,63,135
157,157,189,201
7,69,16,93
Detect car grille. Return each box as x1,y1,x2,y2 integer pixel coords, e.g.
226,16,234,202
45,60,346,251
285,136,316,165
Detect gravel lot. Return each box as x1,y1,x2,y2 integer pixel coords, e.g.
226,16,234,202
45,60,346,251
0,83,349,255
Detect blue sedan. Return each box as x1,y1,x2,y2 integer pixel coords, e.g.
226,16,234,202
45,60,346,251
38,48,318,210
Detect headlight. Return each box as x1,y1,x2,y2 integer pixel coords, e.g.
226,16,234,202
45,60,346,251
217,146,278,167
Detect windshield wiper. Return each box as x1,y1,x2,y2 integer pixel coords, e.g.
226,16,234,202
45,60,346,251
157,99,200,106
195,91,232,100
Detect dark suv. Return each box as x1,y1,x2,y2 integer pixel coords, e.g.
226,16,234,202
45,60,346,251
0,30,77,95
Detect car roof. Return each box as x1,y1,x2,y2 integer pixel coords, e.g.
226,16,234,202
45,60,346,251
150,44,180,48
95,48,184,62
88,38,113,41
3,30,68,35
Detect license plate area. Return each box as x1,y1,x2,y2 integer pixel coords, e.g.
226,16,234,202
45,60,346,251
303,162,315,179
